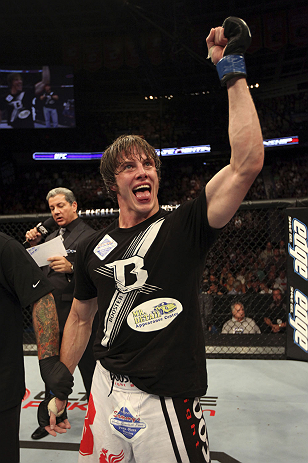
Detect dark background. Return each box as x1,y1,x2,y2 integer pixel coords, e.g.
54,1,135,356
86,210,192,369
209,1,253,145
0,0,307,164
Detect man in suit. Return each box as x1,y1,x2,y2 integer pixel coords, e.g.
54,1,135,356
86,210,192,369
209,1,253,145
25,187,97,440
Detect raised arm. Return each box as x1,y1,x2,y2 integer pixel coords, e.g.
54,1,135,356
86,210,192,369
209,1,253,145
205,18,264,229
35,66,50,95
60,297,98,374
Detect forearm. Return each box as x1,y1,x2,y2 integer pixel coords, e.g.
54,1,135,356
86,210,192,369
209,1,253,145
60,299,96,374
32,292,59,360
228,78,264,180
35,66,50,95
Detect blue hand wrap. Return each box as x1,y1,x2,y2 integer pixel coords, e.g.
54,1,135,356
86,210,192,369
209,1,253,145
216,54,247,86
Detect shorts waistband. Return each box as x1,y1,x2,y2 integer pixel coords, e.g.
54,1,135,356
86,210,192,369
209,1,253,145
97,361,140,393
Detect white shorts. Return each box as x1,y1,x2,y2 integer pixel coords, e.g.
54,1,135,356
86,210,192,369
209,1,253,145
78,361,211,463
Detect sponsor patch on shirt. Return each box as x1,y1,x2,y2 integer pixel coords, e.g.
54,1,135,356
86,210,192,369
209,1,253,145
127,297,183,332
110,401,147,442
94,234,118,261
18,110,30,119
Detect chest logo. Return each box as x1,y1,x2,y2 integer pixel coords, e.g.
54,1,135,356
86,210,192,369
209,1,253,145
106,256,148,293
127,297,183,332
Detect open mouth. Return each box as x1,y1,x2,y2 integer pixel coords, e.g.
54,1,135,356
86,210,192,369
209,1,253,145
133,184,151,201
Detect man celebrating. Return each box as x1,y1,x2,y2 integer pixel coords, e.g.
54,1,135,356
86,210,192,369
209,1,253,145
25,187,96,440
0,66,50,128
48,17,264,462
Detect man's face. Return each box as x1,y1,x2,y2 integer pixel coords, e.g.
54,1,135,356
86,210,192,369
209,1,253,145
48,194,77,227
111,152,159,226
272,290,282,304
233,304,245,322
11,76,23,94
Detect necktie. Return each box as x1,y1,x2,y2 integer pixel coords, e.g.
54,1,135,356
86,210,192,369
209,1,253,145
59,227,66,241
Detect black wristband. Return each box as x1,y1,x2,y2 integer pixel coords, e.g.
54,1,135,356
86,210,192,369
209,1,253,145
39,356,74,400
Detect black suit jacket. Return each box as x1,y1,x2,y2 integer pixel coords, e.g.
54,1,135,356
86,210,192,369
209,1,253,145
43,218,95,331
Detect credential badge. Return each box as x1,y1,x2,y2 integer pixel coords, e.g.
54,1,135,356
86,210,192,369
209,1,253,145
94,234,118,261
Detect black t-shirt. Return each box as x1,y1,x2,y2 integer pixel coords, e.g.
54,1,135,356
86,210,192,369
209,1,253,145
42,91,58,108
74,190,220,398
0,88,35,128
0,233,53,411
263,300,287,333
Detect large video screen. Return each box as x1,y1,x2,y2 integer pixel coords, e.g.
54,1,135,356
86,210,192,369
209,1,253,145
0,65,75,129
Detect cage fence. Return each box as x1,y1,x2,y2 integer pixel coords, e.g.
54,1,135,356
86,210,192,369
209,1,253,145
1,197,307,358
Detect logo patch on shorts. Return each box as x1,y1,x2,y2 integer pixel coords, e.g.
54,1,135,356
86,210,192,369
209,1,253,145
127,297,183,332
99,448,124,463
110,401,147,442
94,235,118,261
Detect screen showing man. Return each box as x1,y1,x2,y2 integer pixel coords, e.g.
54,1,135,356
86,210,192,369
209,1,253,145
0,65,75,128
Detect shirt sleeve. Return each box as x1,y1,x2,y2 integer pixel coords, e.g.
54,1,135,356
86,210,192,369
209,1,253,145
170,189,221,257
1,238,54,308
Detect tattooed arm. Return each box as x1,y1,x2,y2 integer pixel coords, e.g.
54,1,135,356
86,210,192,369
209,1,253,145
32,292,60,360
32,292,72,436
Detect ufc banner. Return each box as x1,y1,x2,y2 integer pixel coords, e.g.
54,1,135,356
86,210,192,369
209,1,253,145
286,208,308,361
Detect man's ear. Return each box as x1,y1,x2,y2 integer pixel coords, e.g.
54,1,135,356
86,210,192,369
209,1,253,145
72,201,78,212
110,184,117,192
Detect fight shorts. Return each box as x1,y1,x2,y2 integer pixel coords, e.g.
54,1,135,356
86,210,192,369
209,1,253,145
78,361,211,462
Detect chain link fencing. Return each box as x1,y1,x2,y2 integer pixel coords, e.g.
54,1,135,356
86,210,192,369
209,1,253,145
1,197,307,358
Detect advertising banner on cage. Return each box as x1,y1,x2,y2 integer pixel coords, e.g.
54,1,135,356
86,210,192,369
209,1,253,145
286,207,308,361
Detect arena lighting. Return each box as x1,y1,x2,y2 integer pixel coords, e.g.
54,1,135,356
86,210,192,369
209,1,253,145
32,144,211,160
157,145,211,156
249,83,260,89
263,136,299,148
144,95,173,100
33,152,103,160
32,136,299,160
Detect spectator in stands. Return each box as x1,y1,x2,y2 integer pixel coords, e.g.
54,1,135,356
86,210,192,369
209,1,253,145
245,274,260,293
263,287,287,333
266,247,285,273
221,301,261,334
201,273,224,293
260,241,273,262
255,259,266,282
235,267,246,286
274,269,287,293
206,281,226,296
227,278,244,295
219,266,229,287
206,317,219,334
225,274,236,293
259,282,272,294
279,240,286,257
265,269,277,290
